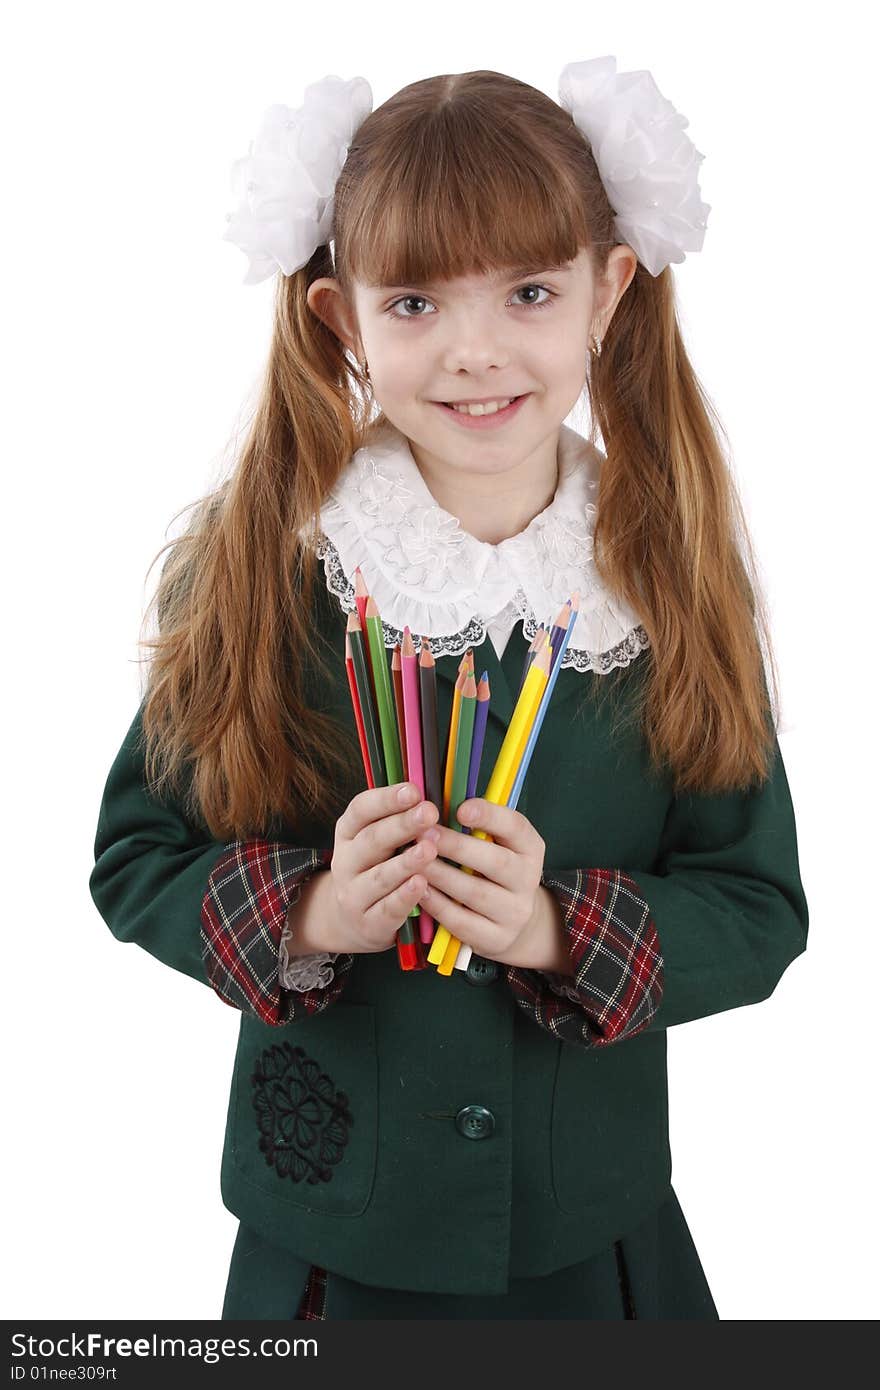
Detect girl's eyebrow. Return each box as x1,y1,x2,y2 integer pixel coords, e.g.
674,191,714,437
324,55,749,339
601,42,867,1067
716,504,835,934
372,263,572,291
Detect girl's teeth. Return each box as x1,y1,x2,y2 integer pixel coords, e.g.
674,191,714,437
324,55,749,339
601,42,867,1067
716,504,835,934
450,397,515,416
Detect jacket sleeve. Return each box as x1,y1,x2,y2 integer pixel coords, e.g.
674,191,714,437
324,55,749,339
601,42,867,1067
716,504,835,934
505,731,809,1048
88,702,355,1026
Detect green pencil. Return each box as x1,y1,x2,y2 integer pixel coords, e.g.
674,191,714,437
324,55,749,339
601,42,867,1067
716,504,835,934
364,594,413,936
364,595,404,787
450,670,478,834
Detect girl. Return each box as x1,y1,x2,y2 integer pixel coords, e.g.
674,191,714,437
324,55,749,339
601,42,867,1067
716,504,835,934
89,60,809,1321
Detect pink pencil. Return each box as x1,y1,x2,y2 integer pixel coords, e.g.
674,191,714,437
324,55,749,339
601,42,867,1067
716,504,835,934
401,626,434,945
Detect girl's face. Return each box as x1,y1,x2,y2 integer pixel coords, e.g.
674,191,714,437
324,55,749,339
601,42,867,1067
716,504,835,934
352,248,593,479
308,245,635,486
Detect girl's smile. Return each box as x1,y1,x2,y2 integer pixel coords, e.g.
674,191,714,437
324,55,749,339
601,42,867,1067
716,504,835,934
430,392,531,430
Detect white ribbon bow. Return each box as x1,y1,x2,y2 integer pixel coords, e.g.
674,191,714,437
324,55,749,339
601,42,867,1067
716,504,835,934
222,74,373,285
223,58,709,284
558,57,710,276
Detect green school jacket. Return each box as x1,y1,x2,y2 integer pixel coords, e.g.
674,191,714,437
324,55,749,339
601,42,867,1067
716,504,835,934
89,577,809,1296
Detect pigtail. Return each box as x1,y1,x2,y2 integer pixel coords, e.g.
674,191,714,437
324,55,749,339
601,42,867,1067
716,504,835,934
138,244,368,840
586,263,779,794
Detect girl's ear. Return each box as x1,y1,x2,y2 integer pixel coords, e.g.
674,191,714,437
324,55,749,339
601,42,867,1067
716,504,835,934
306,276,362,358
597,246,639,328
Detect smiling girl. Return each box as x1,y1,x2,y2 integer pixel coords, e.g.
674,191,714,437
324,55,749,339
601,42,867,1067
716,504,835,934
89,62,808,1321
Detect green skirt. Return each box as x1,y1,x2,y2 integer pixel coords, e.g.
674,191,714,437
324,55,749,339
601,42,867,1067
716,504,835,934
221,1186,718,1320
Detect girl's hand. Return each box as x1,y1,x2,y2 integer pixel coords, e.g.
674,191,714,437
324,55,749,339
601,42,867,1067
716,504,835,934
414,799,546,966
328,782,441,954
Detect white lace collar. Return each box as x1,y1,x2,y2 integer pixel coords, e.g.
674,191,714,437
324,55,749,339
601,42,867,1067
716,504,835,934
312,419,649,675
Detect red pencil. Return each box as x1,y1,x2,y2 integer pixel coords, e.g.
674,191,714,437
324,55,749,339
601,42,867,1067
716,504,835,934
345,619,375,787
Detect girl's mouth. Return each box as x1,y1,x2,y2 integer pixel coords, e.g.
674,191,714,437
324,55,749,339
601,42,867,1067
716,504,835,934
431,394,530,429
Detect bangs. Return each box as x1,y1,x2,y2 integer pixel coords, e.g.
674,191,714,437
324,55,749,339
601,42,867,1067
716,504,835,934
335,97,593,290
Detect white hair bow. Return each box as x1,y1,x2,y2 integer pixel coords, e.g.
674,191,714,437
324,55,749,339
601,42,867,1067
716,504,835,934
222,74,373,285
558,56,710,276
223,59,709,284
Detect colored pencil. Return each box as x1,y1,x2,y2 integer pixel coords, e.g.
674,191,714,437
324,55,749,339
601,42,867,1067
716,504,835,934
433,667,478,961
450,636,553,967
359,595,418,963
354,567,374,684
345,626,374,789
465,673,490,807
346,611,385,786
391,644,408,779
418,639,442,945
442,652,470,821
400,627,424,924
450,670,478,834
518,624,544,696
419,641,443,815
548,598,573,671
430,644,550,973
365,595,404,787
508,592,580,810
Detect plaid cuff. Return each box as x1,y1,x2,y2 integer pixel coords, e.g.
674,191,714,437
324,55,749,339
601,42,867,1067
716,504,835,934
200,840,353,1026
505,868,664,1047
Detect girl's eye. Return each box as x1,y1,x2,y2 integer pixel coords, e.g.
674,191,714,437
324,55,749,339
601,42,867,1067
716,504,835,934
384,283,556,320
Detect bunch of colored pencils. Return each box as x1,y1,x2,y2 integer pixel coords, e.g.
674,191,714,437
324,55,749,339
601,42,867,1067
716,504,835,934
344,566,580,976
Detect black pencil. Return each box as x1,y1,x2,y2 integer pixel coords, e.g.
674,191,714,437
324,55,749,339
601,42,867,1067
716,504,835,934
418,638,442,814
347,610,386,786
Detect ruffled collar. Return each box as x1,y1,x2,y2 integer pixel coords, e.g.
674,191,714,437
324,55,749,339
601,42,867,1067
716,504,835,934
312,418,649,675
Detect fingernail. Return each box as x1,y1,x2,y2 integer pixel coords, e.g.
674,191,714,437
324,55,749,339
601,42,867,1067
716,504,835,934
422,826,440,842
398,784,417,805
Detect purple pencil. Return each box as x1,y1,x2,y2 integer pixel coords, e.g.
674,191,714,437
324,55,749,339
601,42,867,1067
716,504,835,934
463,672,490,826
549,598,573,670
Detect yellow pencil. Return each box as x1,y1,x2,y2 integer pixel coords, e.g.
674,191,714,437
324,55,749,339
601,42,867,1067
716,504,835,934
429,640,551,972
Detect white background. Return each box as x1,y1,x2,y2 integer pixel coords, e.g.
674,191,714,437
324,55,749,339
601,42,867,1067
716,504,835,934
4,0,877,1323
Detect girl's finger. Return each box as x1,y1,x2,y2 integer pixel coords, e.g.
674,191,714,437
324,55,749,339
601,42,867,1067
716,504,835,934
422,855,509,922
361,836,438,914
416,881,490,950
421,823,510,881
338,781,420,841
353,799,440,873
363,861,429,934
456,799,543,856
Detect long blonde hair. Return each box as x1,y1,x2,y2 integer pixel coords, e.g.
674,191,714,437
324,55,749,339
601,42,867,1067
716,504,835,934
139,69,780,840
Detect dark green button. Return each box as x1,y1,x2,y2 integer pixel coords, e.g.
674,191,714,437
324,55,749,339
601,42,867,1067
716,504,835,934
465,955,498,986
455,1105,495,1140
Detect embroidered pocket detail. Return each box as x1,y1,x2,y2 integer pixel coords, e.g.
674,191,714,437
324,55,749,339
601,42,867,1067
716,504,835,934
251,1041,354,1185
